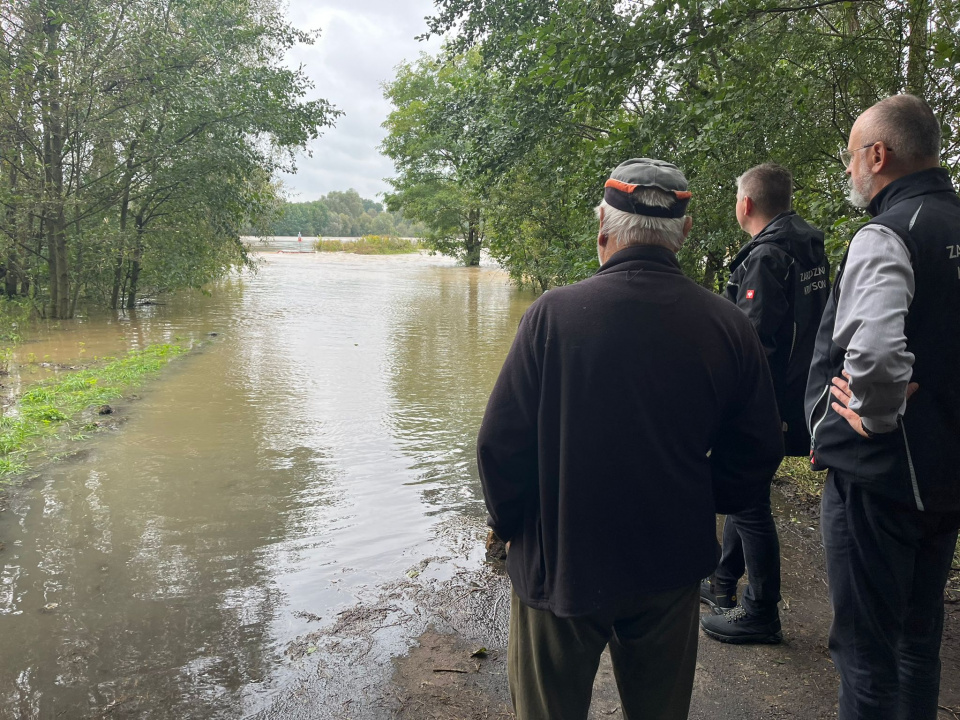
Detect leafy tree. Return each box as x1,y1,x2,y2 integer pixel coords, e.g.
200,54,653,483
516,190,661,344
381,52,490,266
403,0,960,290
0,0,339,316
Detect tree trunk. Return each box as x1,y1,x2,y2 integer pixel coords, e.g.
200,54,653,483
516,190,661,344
111,139,138,310
4,257,17,297
701,250,723,292
120,271,129,310
41,6,70,319
110,254,125,309
5,161,20,296
23,222,40,298
46,206,69,317
464,208,482,266
69,212,83,317
126,213,143,309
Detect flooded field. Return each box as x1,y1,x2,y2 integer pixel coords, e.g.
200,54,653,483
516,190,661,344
0,250,535,718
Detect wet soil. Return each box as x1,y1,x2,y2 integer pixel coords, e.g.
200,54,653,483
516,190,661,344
261,481,960,720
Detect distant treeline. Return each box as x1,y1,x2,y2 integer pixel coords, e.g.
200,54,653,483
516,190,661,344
266,190,424,238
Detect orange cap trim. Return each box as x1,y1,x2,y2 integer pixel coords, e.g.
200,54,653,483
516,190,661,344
606,178,692,201
604,178,639,193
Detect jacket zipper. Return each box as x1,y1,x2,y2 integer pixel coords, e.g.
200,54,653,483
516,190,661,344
900,420,924,511
808,383,831,436
808,383,832,459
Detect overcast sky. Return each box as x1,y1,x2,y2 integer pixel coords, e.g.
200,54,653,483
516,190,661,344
276,0,444,204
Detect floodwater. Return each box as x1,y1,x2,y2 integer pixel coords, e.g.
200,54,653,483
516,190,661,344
0,248,535,718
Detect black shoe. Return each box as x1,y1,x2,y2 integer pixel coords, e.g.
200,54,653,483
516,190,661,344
699,605,783,644
699,578,737,613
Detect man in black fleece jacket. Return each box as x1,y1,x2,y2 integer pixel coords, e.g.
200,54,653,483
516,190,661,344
477,158,784,720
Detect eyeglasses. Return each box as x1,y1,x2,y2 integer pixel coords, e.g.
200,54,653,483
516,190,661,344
839,142,893,169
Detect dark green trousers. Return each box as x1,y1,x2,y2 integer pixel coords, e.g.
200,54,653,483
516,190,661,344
508,583,700,720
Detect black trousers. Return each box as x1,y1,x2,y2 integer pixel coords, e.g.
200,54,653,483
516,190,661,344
714,488,782,618
821,470,960,720
507,584,700,720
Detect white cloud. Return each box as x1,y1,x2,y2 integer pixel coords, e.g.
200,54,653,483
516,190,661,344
276,0,444,202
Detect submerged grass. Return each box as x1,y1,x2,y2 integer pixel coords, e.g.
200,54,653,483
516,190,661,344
0,343,186,480
315,235,422,254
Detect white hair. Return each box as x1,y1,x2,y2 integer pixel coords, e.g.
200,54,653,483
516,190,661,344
594,188,686,253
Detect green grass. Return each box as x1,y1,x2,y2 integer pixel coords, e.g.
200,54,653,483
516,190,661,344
315,234,423,254
775,456,827,499
0,343,186,481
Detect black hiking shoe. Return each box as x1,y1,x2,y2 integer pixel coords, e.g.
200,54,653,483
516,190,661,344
700,578,737,613
699,605,783,645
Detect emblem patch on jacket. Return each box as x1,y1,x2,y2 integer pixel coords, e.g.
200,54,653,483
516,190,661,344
745,289,756,299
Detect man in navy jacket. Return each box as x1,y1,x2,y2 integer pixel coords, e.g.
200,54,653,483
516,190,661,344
701,163,829,643
477,158,784,720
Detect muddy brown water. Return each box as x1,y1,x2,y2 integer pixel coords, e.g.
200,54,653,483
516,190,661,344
0,250,535,718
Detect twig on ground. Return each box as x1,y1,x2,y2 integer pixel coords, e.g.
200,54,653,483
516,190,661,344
433,667,469,674
454,587,484,603
96,697,130,718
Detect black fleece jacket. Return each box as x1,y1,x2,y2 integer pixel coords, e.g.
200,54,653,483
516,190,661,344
477,245,784,617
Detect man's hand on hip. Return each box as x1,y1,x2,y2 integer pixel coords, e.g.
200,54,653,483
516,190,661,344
830,370,919,438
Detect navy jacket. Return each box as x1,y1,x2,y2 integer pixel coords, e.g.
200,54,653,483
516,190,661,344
807,168,960,511
725,212,829,456
478,245,784,617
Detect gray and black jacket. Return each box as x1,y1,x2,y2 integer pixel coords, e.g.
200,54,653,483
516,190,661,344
806,168,960,511
725,212,829,456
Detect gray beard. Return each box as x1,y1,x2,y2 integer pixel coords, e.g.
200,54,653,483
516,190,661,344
847,175,871,209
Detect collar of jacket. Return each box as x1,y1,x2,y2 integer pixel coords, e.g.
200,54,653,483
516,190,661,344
729,211,798,270
595,244,683,277
867,167,955,218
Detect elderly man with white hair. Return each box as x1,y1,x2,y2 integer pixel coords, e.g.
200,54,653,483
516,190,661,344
477,158,784,720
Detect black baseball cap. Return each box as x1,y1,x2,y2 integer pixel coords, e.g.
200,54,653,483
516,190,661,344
603,158,691,218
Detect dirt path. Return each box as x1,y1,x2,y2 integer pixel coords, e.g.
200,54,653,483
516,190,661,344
259,481,960,720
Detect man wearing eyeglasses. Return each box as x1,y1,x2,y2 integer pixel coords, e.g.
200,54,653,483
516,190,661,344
806,94,960,719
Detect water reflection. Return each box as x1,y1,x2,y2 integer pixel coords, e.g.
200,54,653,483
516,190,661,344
386,267,534,517
1,337,334,717
0,253,533,718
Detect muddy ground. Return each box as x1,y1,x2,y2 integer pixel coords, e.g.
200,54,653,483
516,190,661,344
258,480,960,720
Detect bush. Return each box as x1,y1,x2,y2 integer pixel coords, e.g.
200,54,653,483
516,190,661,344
315,235,422,254
0,297,33,344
